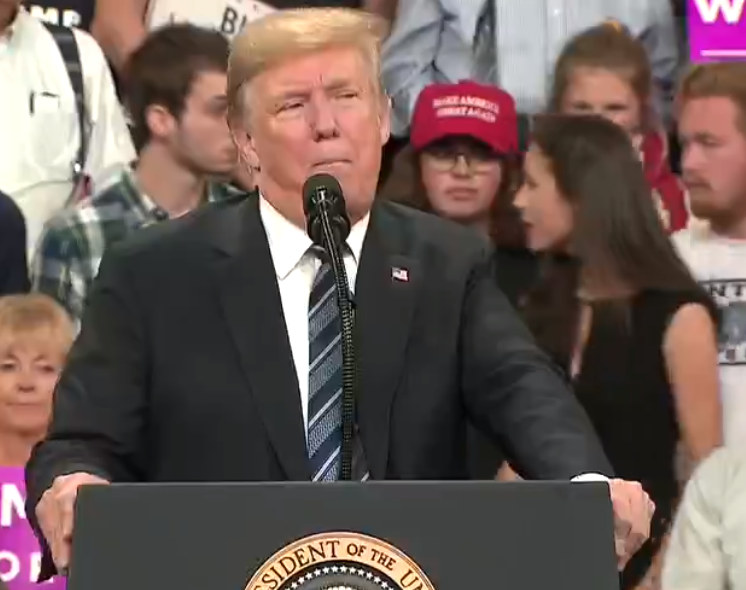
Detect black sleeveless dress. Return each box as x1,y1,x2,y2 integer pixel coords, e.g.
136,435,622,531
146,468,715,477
569,289,717,588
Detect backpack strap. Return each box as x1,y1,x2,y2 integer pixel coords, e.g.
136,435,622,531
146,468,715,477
43,23,88,182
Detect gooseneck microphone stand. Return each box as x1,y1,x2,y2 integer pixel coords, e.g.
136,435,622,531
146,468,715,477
304,175,357,481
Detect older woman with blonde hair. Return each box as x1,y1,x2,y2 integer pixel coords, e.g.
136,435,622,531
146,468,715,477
0,294,74,466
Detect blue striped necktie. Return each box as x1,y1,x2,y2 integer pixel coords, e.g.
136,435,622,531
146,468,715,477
306,249,369,481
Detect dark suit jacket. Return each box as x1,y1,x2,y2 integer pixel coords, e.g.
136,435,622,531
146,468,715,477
26,192,612,577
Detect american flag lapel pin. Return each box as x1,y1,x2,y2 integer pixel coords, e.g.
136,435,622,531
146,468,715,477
391,266,409,282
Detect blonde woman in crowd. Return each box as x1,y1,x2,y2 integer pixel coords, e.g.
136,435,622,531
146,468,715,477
547,23,690,234
0,295,74,467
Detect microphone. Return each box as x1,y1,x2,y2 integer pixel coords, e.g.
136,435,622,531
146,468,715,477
301,173,357,481
303,173,351,250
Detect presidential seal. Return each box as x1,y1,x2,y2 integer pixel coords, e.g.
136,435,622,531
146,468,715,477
245,532,436,590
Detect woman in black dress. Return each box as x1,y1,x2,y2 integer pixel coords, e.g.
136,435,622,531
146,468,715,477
512,114,722,589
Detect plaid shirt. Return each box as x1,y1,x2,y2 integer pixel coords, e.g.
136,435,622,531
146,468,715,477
31,169,243,324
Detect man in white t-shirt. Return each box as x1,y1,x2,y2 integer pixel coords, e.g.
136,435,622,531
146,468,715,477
673,62,746,448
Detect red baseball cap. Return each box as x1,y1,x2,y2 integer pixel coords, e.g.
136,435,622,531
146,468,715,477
410,80,518,154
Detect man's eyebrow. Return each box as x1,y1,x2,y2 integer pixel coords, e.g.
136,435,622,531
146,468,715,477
689,132,719,142
273,78,360,96
323,79,359,91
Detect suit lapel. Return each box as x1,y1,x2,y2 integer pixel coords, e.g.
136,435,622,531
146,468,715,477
355,204,420,478
211,195,310,481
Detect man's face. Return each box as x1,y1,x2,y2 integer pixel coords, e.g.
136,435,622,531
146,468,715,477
679,96,746,222
234,46,391,226
168,71,237,177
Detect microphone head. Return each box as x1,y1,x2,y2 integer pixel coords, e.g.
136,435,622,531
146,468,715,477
302,173,351,246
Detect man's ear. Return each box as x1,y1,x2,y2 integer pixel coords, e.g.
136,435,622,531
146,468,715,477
231,125,260,172
378,94,392,147
145,104,176,140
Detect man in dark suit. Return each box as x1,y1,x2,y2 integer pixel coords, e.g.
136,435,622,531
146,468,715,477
26,7,654,579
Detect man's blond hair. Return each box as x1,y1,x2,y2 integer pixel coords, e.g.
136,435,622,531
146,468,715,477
0,294,74,361
228,8,388,119
678,62,746,136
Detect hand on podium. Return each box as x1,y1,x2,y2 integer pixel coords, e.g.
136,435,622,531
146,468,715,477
36,472,110,572
609,479,656,570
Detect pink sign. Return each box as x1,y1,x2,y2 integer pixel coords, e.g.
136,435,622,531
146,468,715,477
688,0,746,62
0,467,66,590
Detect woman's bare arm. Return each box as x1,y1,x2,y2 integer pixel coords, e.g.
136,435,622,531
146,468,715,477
664,303,723,465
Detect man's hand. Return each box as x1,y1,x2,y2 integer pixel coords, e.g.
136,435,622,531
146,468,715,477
36,472,109,572
609,479,655,570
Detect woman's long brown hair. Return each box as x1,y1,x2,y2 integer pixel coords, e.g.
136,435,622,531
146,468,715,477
521,115,706,364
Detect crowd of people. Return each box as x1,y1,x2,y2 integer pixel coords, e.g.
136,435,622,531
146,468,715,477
0,1,745,590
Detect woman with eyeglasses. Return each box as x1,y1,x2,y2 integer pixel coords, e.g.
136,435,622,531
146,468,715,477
396,81,536,309
394,81,536,480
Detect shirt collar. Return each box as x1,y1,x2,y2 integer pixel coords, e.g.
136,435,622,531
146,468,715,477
120,169,169,226
259,194,369,280
122,167,227,227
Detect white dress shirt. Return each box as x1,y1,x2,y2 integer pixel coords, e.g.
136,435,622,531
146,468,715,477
260,195,607,483
259,196,369,431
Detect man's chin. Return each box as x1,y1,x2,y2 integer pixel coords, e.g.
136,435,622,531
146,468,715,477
689,200,708,217
689,200,735,226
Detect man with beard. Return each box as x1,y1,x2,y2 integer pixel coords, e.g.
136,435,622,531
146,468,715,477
31,24,243,327
673,62,746,448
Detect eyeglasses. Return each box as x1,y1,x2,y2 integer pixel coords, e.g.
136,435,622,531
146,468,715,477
423,150,502,174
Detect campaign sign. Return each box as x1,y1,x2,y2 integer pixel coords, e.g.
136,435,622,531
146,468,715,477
146,0,277,40
0,468,65,590
688,0,746,62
